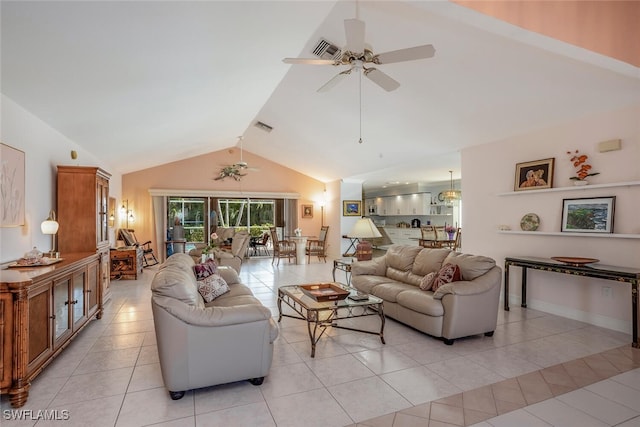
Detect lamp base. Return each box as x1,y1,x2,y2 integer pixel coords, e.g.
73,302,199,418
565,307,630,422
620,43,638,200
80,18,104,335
46,251,60,259
355,240,373,261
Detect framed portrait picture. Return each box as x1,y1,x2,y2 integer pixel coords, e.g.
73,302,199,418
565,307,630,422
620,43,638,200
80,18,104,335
1,143,25,227
342,200,361,216
514,158,554,191
561,196,615,233
301,204,313,219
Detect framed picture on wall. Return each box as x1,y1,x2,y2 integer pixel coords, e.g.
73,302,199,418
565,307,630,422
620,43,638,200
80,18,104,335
0,143,25,227
561,196,615,233
514,158,554,191
342,200,361,216
301,204,313,219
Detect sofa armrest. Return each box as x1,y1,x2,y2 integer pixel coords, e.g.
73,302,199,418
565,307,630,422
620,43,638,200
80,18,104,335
351,257,386,276
155,296,273,327
217,265,240,284
432,266,502,299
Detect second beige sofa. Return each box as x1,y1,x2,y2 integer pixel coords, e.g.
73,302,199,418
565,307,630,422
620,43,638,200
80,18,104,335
351,245,501,344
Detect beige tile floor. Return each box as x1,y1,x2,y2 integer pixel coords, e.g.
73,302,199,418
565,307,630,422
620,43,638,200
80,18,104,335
2,255,639,427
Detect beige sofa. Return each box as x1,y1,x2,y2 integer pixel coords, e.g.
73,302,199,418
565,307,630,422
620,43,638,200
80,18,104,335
351,245,501,344
150,253,279,399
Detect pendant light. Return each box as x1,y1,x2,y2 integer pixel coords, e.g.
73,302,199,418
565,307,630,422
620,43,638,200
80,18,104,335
442,170,461,203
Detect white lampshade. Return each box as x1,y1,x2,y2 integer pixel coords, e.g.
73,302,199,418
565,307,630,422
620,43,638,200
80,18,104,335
40,210,59,235
347,217,382,239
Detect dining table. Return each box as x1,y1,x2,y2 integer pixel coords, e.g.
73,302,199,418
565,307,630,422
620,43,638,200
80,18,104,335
286,235,316,264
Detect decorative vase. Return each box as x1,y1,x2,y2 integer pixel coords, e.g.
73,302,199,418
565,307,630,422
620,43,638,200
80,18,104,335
573,180,589,186
447,232,455,240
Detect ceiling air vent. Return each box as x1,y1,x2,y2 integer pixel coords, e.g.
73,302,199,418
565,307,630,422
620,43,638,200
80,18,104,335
312,38,341,60
254,121,273,133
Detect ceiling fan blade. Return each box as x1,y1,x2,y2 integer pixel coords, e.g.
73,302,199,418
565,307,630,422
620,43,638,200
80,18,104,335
283,58,337,65
374,44,436,64
364,68,400,92
344,18,365,54
317,68,352,93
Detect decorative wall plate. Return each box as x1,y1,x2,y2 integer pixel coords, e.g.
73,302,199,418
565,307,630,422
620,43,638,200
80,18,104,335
551,257,599,266
520,213,540,231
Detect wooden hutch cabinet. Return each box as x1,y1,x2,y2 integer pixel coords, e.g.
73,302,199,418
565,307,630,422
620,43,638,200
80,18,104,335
0,253,101,407
57,166,111,303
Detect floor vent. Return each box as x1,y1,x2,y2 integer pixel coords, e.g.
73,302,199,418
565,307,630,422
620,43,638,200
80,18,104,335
312,38,341,60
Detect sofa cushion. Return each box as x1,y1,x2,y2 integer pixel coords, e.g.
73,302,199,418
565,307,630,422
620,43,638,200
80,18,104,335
431,263,461,291
396,289,445,317
385,245,423,271
207,294,262,308
411,248,451,276
197,273,230,303
370,281,417,303
193,258,218,280
352,274,394,294
443,252,496,281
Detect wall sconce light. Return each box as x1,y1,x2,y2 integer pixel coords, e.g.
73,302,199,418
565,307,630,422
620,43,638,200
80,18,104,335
40,210,60,258
120,200,135,229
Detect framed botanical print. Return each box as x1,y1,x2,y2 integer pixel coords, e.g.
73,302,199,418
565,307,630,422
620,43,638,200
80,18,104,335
1,143,25,227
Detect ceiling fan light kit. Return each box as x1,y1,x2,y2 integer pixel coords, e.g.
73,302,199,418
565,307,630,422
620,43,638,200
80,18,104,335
215,136,258,181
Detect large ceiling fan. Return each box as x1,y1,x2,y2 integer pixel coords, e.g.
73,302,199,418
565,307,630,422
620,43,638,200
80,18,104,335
283,16,435,92
215,137,258,181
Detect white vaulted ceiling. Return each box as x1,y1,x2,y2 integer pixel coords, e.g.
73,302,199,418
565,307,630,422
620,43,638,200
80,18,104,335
2,1,639,190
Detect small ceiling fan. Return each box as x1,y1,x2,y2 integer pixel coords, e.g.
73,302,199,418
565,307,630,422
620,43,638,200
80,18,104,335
215,136,258,181
283,14,435,92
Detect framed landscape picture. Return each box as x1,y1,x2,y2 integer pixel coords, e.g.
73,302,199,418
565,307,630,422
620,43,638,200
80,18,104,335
561,196,615,233
301,204,313,219
342,200,361,216
514,158,554,191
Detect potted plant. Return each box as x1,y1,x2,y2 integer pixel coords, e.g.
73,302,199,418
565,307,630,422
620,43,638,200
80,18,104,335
567,150,599,185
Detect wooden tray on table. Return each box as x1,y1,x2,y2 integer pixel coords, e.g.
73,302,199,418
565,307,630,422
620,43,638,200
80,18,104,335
299,283,350,302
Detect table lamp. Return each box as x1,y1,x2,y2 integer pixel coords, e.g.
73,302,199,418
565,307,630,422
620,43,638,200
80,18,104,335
41,210,60,258
347,217,382,261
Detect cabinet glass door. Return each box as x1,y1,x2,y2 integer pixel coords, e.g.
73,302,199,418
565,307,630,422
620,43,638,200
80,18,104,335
72,271,86,328
53,278,71,341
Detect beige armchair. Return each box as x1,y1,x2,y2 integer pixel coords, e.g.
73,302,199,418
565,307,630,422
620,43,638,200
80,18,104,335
151,253,278,400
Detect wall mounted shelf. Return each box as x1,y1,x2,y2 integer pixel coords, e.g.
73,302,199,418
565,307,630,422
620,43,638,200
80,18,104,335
497,230,640,239
497,181,640,197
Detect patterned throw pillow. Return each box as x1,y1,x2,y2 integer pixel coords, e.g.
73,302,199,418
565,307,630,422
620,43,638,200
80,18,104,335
431,263,461,292
419,272,437,291
193,258,217,280
197,273,230,303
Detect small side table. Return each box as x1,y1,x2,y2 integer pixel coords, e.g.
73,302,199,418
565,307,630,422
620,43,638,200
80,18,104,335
341,235,358,257
333,258,355,285
110,247,143,280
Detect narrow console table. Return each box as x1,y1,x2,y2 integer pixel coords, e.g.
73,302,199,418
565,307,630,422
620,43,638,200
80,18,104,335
504,256,640,348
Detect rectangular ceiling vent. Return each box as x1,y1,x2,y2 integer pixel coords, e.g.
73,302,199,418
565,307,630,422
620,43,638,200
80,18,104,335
254,121,273,133
312,38,341,60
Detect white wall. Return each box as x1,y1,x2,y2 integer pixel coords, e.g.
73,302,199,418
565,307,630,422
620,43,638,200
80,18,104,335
0,95,121,263
462,105,640,333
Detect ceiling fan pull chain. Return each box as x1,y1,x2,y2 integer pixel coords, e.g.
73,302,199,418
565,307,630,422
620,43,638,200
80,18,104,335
359,69,363,144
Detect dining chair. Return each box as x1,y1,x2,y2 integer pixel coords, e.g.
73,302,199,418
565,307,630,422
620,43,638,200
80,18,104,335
418,225,438,248
306,225,329,263
269,227,296,265
250,232,270,256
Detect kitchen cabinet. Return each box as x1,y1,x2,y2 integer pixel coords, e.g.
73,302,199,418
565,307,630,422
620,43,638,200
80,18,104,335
0,253,103,408
57,166,111,303
385,227,421,245
373,193,432,216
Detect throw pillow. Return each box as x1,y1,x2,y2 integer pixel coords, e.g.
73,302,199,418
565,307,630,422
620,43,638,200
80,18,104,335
193,258,217,280
197,273,230,303
431,263,461,292
419,272,437,291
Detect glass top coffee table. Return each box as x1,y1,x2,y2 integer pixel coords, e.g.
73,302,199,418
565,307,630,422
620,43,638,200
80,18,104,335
277,283,385,357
